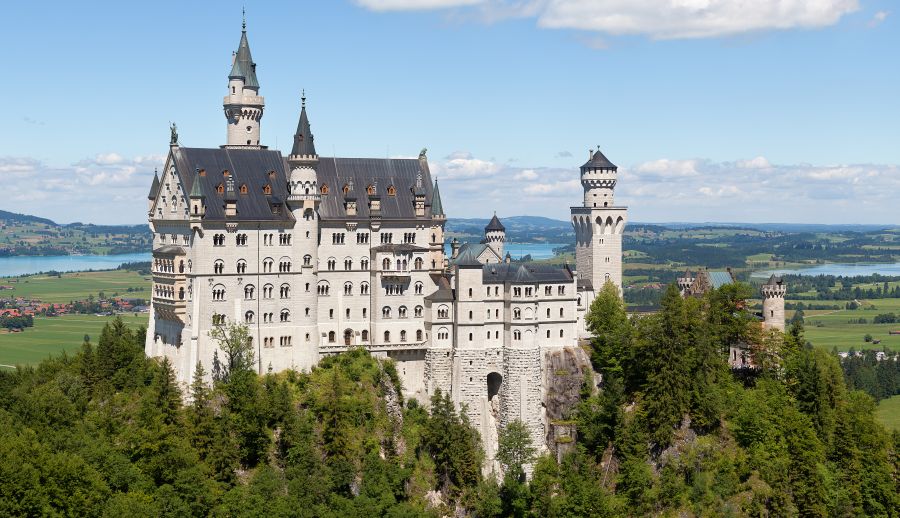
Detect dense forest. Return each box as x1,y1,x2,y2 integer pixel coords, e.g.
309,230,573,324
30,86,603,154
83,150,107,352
1,283,898,516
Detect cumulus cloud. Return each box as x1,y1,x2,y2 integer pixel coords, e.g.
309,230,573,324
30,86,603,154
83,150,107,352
0,153,164,224
555,150,573,158
355,0,860,40
426,150,900,223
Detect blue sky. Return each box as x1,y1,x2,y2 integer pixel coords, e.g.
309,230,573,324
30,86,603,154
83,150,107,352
2,0,897,224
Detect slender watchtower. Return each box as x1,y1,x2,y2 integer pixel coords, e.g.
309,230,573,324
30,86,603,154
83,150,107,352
484,213,505,259
287,92,321,368
223,14,265,148
571,147,627,299
761,275,786,332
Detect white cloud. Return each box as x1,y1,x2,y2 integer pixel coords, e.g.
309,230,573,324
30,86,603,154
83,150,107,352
0,153,164,224
355,0,860,40
869,10,889,26
515,169,539,180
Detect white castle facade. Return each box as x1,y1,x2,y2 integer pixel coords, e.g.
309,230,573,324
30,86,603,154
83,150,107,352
144,24,627,456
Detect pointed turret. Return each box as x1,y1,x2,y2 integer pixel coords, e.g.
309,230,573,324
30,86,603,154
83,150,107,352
485,213,505,232
189,169,205,220
290,92,316,158
223,12,265,148
148,169,160,200
484,212,505,258
229,14,259,88
431,179,444,217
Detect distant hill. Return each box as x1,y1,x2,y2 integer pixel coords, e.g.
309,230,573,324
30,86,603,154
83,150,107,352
0,209,56,227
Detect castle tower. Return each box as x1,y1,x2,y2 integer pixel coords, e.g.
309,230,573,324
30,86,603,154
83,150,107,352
761,274,786,332
571,147,628,297
223,15,265,148
286,92,321,369
429,176,447,272
677,269,695,297
484,213,505,259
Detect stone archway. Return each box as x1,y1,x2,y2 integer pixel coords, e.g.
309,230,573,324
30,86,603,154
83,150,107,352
487,372,503,401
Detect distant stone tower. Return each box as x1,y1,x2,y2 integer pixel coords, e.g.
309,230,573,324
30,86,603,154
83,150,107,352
571,148,627,297
677,269,695,297
223,15,265,148
761,275,786,332
484,213,505,259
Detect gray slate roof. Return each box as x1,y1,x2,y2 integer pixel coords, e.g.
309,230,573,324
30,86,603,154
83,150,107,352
229,29,259,88
431,179,444,216
581,148,617,170
424,274,455,302
451,243,491,267
315,157,436,221
173,147,292,222
707,271,735,289
291,100,316,157
764,274,784,286
485,214,505,232
482,263,574,284
148,172,160,200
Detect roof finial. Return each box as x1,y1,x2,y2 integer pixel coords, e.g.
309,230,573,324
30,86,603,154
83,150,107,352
301,89,306,108
242,7,246,31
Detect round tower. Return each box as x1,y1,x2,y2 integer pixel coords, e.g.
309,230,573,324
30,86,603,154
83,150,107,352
484,213,505,259
287,92,321,369
223,16,265,148
761,275,786,332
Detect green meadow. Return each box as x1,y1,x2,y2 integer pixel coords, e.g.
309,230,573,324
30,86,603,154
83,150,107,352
0,313,149,368
800,298,900,352
1,270,150,303
876,394,900,431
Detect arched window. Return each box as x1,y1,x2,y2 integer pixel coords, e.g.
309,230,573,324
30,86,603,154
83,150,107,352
280,309,290,322
214,260,224,274
361,258,369,270
303,254,312,266
415,282,424,295
212,284,226,301
360,282,369,295
514,330,521,340
513,308,521,320
438,305,449,319
414,305,423,318
280,284,290,298
416,330,423,341
244,311,254,324
382,306,391,319
414,257,423,270
344,282,353,295
384,331,391,342
400,330,407,342
399,306,407,318
236,260,247,274
244,284,255,300
361,330,369,342
178,287,184,300
344,258,352,270
317,282,330,296
328,331,336,343
382,258,391,270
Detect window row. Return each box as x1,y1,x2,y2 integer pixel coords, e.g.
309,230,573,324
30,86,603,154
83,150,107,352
381,306,424,319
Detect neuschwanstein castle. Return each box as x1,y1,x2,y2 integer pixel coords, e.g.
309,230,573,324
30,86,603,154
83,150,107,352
145,22,627,457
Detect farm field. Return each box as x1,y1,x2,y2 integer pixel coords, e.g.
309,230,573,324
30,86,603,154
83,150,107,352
0,313,148,368
799,298,900,352
1,270,150,303
875,394,900,431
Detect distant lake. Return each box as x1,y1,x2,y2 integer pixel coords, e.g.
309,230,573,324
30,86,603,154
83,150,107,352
0,253,151,278
444,242,566,261
752,262,900,278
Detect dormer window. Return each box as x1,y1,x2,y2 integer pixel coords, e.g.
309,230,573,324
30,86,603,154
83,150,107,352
367,184,375,195
387,185,396,196
216,183,224,194
239,184,248,194
199,169,206,177
342,184,350,194
222,170,230,179
262,184,272,195
320,184,329,195
268,170,276,181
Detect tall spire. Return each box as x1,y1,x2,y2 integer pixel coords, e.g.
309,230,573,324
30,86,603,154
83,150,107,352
148,169,160,200
431,179,444,217
291,90,316,157
229,13,259,89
